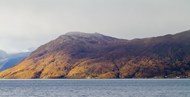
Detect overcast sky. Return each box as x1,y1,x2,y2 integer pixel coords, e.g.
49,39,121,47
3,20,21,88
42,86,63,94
0,0,190,53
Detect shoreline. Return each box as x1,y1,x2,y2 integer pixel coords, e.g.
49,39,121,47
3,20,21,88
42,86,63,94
0,78,190,80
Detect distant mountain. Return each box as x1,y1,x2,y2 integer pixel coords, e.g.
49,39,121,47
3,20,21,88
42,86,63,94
0,30,190,79
0,50,8,59
0,52,30,72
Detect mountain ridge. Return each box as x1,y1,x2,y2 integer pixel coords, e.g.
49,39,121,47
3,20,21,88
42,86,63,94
0,30,190,79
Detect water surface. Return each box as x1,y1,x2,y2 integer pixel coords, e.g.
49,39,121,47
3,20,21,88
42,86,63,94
0,79,189,97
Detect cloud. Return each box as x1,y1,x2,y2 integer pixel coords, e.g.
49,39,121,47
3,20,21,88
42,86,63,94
0,0,190,52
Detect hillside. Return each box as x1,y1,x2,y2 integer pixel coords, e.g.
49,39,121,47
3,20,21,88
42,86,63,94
0,52,30,72
0,31,190,79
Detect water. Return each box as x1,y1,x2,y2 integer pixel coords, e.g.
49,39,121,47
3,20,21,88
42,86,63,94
0,79,189,97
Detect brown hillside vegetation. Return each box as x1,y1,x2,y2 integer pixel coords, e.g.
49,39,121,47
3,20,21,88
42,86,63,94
0,31,190,79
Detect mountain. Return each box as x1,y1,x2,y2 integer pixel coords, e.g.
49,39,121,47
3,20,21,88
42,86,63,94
0,52,30,72
0,50,8,59
0,30,190,79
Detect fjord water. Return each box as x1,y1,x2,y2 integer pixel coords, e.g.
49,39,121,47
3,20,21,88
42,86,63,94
0,79,189,97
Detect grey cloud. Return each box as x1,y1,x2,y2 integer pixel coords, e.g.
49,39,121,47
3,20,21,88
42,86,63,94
0,0,190,53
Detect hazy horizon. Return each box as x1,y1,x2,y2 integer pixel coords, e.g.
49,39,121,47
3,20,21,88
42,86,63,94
0,0,190,53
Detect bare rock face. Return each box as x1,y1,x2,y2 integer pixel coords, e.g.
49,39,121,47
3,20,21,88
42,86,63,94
1,31,190,79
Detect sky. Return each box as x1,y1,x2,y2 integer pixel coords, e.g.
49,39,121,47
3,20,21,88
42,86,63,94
0,0,190,53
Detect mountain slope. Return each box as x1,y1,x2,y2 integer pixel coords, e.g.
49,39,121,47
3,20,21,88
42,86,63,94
0,50,7,59
0,31,190,79
0,52,30,72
